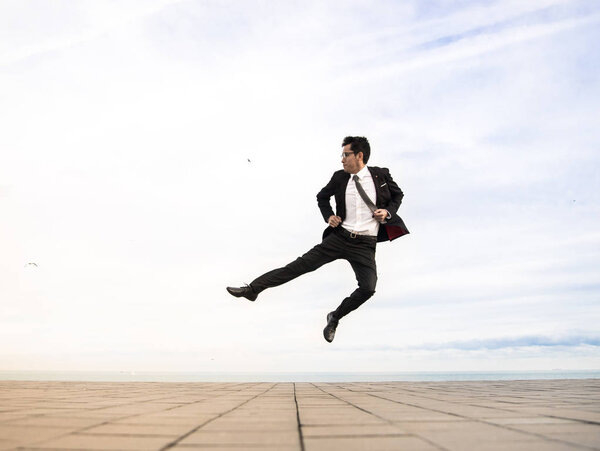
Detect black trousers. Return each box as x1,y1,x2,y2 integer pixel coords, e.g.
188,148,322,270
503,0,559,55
250,228,377,320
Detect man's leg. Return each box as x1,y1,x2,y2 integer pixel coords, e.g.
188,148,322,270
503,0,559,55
323,240,377,342
332,247,377,320
249,233,342,295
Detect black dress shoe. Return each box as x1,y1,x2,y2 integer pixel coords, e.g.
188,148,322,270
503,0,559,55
323,312,339,343
226,285,258,302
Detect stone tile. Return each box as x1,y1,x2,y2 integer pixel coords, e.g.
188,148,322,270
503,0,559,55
82,422,193,436
484,417,579,425
401,422,547,450
508,423,600,446
4,415,107,428
299,409,383,425
0,408,74,417
0,424,71,445
546,433,600,449
516,408,600,423
304,435,439,450
225,411,298,421
112,414,212,426
379,410,466,422
29,433,174,450
178,430,300,447
0,413,30,423
170,446,299,450
0,380,598,451
302,424,407,437
436,440,585,451
0,439,19,450
90,406,173,415
200,418,298,431
398,420,525,434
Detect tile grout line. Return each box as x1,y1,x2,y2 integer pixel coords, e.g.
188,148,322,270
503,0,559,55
310,383,449,451
340,385,597,451
158,383,277,451
10,382,269,444
13,382,269,451
293,383,306,451
341,382,600,426
347,382,600,424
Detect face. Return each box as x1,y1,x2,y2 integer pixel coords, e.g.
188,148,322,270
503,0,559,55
341,144,364,174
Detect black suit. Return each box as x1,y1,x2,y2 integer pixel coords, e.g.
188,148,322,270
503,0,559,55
250,166,408,320
317,166,409,242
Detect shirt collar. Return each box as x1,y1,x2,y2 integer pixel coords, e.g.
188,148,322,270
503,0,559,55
353,165,370,180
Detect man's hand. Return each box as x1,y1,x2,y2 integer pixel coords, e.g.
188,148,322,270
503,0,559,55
328,215,342,227
373,209,390,223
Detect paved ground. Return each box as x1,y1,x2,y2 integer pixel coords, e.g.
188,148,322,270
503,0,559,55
0,379,599,450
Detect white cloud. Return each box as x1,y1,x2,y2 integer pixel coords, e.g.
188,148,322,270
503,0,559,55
1,0,599,373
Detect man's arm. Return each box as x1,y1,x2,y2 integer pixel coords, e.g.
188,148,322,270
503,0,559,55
316,173,337,223
383,168,404,217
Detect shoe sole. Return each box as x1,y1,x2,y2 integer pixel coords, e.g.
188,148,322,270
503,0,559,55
226,288,257,302
324,314,338,343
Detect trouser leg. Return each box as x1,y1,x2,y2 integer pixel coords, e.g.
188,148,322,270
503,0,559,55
332,250,377,319
250,234,341,294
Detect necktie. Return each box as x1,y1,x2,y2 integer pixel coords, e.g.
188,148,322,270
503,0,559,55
353,175,376,213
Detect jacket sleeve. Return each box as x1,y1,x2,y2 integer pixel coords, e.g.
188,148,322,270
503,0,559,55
316,173,337,222
384,168,404,217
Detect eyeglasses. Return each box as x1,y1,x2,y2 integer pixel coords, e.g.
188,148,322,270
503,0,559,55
341,151,355,158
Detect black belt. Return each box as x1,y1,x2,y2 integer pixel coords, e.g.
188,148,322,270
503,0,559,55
336,227,377,242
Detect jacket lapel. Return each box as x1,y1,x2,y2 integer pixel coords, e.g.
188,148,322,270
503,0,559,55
368,166,381,206
338,172,350,216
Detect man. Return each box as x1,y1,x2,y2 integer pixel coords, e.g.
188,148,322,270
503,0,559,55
227,136,409,342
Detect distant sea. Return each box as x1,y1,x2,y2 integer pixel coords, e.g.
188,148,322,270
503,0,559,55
1,370,599,382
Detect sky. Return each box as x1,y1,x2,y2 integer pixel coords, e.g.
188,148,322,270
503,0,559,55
1,0,599,373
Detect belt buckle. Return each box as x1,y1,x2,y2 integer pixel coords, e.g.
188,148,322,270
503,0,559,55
350,231,357,239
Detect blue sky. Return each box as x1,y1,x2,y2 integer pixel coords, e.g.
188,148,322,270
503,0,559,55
1,0,599,372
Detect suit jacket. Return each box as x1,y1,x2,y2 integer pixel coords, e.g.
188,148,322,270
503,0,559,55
316,166,409,243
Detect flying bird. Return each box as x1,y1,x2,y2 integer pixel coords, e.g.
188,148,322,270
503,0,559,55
25,262,38,267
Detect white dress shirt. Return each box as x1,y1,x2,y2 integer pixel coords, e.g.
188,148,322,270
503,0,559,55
341,165,379,237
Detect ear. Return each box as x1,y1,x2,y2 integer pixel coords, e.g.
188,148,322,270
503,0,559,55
356,151,364,162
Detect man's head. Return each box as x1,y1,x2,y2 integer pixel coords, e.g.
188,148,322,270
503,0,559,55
341,136,370,174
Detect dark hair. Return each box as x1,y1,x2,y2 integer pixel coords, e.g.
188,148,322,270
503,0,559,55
342,136,371,163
